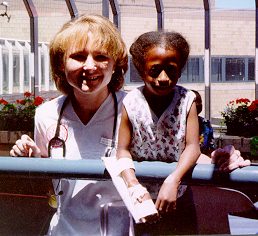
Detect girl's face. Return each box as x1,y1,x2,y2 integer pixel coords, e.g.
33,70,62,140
143,46,181,97
64,32,115,95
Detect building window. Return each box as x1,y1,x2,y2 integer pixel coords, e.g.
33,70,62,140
127,56,254,84
180,57,203,83
225,58,245,81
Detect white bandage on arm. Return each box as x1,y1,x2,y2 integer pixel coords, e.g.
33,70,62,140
102,156,158,222
128,184,148,204
118,157,135,174
128,184,158,221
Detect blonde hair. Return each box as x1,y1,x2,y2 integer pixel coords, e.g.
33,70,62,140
49,14,128,94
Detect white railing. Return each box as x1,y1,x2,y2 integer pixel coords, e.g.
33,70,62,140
0,38,55,95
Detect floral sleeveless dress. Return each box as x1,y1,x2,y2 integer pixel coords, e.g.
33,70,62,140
123,85,195,198
123,85,195,162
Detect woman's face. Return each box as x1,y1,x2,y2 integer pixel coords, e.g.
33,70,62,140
143,46,181,97
64,32,115,95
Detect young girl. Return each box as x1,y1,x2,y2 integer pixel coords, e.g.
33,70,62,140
116,31,200,235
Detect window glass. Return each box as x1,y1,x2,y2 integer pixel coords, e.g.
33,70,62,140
248,58,255,81
211,58,222,82
2,50,8,93
41,54,45,87
225,58,245,81
180,57,203,83
129,57,143,83
188,58,201,82
13,53,20,89
24,52,30,91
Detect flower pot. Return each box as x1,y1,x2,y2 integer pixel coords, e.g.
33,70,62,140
226,122,258,137
0,116,34,132
226,122,243,136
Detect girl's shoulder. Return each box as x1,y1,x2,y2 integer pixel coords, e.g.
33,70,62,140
175,85,195,100
176,85,192,94
124,86,143,98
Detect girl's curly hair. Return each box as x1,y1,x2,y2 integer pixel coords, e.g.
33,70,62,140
130,31,189,78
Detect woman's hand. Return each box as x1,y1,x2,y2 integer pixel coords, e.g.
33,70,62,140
10,134,41,157
211,145,251,172
155,174,180,214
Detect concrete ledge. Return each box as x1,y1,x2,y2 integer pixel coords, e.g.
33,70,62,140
215,134,251,153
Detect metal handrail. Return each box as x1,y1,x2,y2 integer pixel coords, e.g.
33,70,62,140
0,157,257,188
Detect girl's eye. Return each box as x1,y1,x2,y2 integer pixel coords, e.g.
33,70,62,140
148,66,162,78
165,65,178,78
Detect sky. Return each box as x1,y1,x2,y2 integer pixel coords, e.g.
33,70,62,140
215,0,255,9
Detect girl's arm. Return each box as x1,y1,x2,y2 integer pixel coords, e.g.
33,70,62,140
156,101,201,213
117,106,158,223
117,106,139,187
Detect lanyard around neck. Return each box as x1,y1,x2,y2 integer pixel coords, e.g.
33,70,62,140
48,92,118,157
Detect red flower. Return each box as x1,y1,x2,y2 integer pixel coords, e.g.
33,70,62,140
0,98,8,105
24,92,32,97
16,99,26,105
33,96,44,106
235,98,250,104
248,100,258,112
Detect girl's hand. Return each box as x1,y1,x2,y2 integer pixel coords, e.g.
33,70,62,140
211,145,251,172
155,174,180,214
10,134,41,157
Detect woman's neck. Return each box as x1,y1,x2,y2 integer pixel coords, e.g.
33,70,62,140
71,88,110,125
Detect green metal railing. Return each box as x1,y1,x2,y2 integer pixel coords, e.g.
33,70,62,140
0,157,257,188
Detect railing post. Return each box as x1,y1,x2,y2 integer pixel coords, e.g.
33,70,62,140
154,0,164,31
109,0,121,30
23,0,39,97
203,0,211,120
65,0,79,19
102,0,109,18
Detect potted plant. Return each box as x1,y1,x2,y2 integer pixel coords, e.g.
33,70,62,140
221,98,258,137
0,92,44,132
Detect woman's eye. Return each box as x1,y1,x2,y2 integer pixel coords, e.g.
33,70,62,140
95,54,109,62
70,54,86,62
